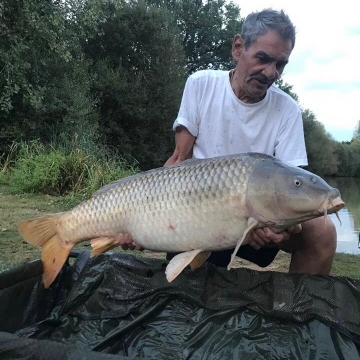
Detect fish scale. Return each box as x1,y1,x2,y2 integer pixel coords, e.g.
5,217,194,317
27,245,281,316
59,155,253,251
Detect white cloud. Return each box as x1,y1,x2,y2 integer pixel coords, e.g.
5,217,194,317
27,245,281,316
232,0,360,141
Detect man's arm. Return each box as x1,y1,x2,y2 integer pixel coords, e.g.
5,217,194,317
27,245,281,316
164,126,196,166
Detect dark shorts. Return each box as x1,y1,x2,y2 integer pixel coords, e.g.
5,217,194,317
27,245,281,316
166,245,279,268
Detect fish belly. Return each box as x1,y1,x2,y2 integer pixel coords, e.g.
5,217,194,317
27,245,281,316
126,197,249,252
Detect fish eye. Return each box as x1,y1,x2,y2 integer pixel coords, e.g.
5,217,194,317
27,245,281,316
294,179,302,187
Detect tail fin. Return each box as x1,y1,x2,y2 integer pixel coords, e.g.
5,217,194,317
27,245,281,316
18,215,58,246
41,234,72,288
18,215,73,288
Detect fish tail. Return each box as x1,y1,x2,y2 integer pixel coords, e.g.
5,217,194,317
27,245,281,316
18,214,73,288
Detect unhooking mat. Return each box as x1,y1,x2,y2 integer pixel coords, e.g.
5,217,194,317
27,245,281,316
0,250,359,359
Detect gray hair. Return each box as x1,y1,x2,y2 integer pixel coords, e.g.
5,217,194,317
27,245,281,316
241,9,296,49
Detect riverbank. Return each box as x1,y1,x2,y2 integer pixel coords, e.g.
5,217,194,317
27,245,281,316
1,184,359,278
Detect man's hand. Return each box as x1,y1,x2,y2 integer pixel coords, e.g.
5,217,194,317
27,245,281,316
249,224,302,250
117,233,143,251
164,126,195,166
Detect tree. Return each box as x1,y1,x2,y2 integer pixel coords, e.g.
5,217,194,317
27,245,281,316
352,120,360,142
275,78,299,102
146,0,243,74
82,0,187,169
335,142,360,177
0,0,99,154
350,121,360,176
302,109,338,176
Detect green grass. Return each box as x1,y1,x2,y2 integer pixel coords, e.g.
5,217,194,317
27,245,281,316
0,184,73,271
4,140,137,196
331,253,360,279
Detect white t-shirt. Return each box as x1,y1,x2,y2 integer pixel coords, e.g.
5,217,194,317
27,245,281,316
172,70,308,167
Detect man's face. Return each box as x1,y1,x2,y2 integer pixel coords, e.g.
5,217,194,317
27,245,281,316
232,30,293,102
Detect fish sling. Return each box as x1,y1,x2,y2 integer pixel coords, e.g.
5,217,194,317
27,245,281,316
18,153,344,288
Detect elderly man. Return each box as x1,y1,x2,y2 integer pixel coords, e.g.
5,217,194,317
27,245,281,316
123,8,337,275
163,8,337,275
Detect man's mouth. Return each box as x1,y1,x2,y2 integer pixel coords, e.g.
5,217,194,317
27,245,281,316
250,76,273,85
256,79,268,85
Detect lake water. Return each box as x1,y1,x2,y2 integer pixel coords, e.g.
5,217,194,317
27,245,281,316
325,177,360,254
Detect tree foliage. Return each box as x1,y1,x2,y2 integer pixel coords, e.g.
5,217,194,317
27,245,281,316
81,0,187,168
335,142,360,177
0,0,186,169
353,120,360,142
0,0,359,177
146,0,243,74
275,78,299,102
328,120,360,177
302,109,338,176
300,112,360,177
0,0,99,151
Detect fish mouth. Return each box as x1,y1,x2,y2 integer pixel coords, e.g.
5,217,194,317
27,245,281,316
319,196,345,214
318,195,345,225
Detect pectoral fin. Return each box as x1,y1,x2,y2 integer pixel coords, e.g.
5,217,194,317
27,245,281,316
227,217,260,270
90,237,120,256
189,251,212,271
166,249,210,282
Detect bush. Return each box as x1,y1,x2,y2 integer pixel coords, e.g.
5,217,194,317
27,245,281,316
7,140,138,195
10,150,66,194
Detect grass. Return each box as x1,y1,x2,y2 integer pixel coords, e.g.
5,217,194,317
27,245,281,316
331,253,360,279
0,184,359,279
237,251,360,279
4,140,137,196
0,184,68,271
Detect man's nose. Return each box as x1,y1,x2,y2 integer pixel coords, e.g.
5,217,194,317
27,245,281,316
262,63,279,80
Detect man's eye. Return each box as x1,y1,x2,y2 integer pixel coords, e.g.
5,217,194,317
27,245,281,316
276,62,287,70
257,57,269,64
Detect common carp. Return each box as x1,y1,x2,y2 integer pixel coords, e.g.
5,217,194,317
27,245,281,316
18,153,344,288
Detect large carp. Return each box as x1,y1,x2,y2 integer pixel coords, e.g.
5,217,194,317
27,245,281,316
18,153,344,288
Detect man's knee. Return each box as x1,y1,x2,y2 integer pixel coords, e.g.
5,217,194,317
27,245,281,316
286,216,338,275
281,216,337,255
301,216,337,254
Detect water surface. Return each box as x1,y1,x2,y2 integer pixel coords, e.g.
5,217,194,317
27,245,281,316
325,177,360,254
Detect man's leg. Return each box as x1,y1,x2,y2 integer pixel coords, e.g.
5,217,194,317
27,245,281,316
281,216,337,275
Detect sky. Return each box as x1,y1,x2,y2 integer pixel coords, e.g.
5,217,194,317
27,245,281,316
232,0,360,142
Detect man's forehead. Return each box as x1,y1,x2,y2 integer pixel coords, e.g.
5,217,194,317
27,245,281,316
247,31,292,57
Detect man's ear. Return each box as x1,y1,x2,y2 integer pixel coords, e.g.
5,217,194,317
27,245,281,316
232,34,244,61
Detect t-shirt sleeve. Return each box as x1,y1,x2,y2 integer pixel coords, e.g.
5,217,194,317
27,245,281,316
275,106,308,167
172,75,200,137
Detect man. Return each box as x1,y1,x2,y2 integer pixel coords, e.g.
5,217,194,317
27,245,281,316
163,9,337,275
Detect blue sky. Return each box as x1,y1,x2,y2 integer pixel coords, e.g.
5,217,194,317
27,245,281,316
233,0,360,142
